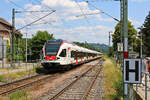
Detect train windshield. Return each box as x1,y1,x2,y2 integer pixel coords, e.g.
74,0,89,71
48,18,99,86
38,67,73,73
46,42,62,55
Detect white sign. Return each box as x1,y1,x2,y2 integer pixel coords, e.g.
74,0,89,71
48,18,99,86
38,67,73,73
117,43,123,52
124,59,141,83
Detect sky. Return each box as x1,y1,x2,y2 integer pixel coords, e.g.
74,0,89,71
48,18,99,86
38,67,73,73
0,0,150,45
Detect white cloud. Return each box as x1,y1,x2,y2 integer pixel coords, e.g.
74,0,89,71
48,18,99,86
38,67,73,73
16,0,115,44
21,25,113,44
41,0,113,22
131,0,146,2
129,19,142,27
15,18,26,25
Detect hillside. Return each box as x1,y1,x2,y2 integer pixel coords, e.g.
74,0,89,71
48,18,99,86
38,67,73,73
88,43,109,54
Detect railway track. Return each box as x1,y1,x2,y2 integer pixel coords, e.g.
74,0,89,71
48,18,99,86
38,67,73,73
0,74,56,96
39,60,103,100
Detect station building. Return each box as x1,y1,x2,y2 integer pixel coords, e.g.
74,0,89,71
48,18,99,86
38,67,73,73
0,18,21,62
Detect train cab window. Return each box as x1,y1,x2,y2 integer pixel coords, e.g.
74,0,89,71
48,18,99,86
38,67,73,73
59,49,66,57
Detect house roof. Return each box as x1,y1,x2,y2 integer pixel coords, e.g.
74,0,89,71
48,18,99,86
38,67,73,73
0,18,11,27
0,18,21,35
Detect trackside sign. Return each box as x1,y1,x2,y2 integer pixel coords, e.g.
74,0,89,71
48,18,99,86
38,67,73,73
124,59,141,84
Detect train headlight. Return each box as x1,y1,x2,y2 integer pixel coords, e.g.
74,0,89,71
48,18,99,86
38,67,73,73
55,57,60,60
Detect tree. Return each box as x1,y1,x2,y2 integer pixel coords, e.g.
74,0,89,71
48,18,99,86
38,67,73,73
6,33,25,61
29,31,54,60
112,21,138,52
141,11,150,56
73,41,100,52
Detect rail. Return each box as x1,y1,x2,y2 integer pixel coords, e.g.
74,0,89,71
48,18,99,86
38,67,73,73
49,65,102,100
0,74,53,95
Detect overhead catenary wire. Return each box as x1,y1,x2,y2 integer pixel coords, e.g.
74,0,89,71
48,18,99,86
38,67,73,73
86,1,120,22
75,0,98,35
32,0,73,37
75,1,92,25
17,10,56,30
76,12,100,17
32,0,54,10
7,0,56,26
7,0,24,10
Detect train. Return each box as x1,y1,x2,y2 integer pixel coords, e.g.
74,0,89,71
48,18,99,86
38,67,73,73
41,39,102,70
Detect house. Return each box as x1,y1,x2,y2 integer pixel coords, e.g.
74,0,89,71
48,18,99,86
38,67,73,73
0,18,21,63
0,18,20,45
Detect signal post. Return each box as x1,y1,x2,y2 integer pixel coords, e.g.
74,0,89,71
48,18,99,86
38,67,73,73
122,0,128,99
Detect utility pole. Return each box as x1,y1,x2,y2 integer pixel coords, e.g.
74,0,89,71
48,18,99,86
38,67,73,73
140,32,142,58
26,30,28,64
120,0,124,69
122,0,128,100
11,8,15,67
109,32,111,47
2,41,4,68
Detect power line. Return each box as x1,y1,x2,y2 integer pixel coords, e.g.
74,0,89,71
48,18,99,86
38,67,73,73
75,1,91,24
86,1,120,22
17,10,56,30
75,0,98,34
33,0,72,36
8,0,55,26
76,12,100,17
15,10,55,13
33,0,54,10
7,0,24,9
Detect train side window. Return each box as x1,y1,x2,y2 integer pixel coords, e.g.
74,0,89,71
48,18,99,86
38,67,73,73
71,51,75,58
59,49,66,57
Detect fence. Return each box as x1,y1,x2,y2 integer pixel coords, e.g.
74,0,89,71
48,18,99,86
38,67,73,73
135,72,150,100
0,39,41,68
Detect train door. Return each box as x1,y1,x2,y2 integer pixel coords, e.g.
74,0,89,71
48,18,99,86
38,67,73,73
75,51,78,64
66,47,71,64
67,47,71,58
59,49,67,64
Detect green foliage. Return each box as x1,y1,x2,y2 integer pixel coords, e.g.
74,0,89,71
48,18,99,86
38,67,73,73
112,21,138,52
112,72,123,99
103,58,123,100
9,90,30,100
29,31,54,60
89,43,109,54
141,11,150,56
6,34,26,61
73,41,100,52
108,46,114,57
0,75,4,82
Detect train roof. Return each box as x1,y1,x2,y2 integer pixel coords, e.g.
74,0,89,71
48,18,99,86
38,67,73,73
47,39,102,54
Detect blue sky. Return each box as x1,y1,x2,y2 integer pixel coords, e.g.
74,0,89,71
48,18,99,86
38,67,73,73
0,0,150,45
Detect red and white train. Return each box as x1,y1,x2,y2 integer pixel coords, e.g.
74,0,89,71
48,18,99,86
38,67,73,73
41,39,102,70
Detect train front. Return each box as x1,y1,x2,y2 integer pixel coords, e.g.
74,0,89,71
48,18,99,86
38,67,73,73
41,39,63,69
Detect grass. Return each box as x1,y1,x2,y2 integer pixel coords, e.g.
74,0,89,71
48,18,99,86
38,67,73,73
9,90,31,100
0,75,5,82
2,71,27,80
0,90,31,100
0,67,24,72
103,57,123,100
0,96,9,100
1,67,38,81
